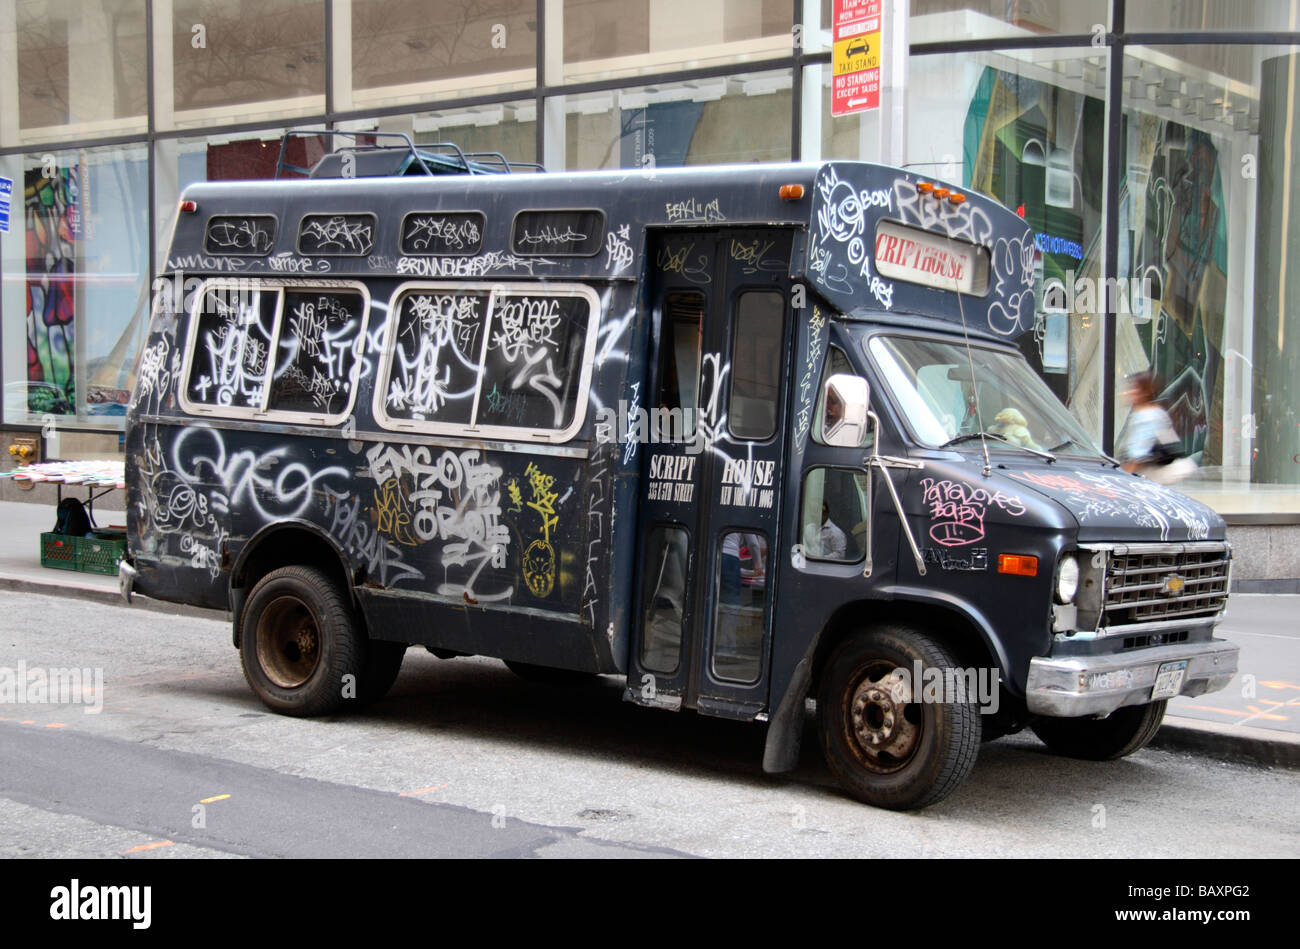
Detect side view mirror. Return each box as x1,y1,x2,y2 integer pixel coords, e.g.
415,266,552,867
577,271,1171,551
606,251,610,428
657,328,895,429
823,373,870,447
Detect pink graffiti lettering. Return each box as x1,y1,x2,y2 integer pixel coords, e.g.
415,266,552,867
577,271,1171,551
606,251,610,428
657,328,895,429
920,477,1026,547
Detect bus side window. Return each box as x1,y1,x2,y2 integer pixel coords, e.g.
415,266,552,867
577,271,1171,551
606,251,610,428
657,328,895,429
657,291,705,437
384,290,492,426
728,290,784,441
185,283,278,410
481,292,591,430
800,467,870,563
641,525,689,675
268,290,366,417
713,529,768,683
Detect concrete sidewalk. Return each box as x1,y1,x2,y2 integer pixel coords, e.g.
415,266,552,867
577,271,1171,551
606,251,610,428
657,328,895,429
0,496,1295,769
0,496,215,618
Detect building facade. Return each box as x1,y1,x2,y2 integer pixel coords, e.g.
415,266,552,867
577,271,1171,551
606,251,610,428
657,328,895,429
2,0,1298,579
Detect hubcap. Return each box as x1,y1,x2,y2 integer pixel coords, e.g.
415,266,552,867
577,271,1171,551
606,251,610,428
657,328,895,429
846,664,922,773
256,595,322,689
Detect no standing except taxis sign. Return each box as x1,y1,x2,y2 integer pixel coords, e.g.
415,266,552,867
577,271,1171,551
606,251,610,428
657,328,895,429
831,0,882,116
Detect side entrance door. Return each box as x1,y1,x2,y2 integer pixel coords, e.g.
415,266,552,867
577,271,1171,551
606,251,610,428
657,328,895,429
628,228,794,719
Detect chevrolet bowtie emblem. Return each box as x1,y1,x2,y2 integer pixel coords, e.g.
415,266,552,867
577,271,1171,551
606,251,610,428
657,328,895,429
1162,574,1186,596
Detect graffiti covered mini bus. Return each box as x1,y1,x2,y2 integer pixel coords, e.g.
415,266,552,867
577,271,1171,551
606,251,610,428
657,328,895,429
122,139,1239,809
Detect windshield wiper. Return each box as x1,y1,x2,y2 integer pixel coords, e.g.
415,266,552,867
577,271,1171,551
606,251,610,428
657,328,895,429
941,431,1058,462
1047,438,1120,466
940,432,992,448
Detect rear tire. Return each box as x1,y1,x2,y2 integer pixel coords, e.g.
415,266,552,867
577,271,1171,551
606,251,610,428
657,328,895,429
1031,700,1167,761
240,565,363,717
818,625,982,810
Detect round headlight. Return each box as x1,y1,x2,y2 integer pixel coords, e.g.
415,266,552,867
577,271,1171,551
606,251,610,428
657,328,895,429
1056,555,1080,604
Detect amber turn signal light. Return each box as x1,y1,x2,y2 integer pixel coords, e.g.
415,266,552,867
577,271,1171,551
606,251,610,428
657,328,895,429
997,554,1038,577
779,184,805,200
917,181,934,194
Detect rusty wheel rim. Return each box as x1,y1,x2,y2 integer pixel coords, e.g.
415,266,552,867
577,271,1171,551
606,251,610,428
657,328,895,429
256,595,321,689
844,662,922,774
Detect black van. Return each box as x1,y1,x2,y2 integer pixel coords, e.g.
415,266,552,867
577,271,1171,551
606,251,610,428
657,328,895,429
121,140,1238,809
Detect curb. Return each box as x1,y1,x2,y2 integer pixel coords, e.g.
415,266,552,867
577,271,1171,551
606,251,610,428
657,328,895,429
1152,715,1300,771
0,574,227,622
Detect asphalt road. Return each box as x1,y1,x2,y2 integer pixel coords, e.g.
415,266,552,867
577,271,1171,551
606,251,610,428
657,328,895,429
1170,594,1300,732
0,591,1296,858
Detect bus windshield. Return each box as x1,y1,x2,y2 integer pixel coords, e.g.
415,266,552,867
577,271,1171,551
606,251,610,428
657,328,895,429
867,335,1103,458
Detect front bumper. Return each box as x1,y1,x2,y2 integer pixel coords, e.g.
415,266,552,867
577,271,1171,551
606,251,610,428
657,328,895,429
1025,639,1238,717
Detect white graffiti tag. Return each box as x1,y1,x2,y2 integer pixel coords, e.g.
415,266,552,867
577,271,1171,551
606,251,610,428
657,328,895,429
366,444,512,602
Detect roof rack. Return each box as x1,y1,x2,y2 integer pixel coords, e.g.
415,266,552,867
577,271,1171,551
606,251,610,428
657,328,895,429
463,151,547,174
273,130,545,179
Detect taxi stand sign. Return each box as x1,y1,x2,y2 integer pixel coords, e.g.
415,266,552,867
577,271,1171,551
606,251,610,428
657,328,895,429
832,0,883,116
0,175,12,233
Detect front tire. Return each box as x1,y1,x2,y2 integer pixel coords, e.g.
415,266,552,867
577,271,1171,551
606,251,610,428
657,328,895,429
818,625,982,810
1031,700,1167,760
240,566,363,717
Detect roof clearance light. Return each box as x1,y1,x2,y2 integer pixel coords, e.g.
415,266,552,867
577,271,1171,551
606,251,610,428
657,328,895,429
179,200,198,213
934,187,950,199
998,554,1039,577
949,192,967,205
779,184,805,200
917,181,934,194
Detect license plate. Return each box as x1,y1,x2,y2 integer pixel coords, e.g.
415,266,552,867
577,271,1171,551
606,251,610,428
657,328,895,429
1151,660,1188,700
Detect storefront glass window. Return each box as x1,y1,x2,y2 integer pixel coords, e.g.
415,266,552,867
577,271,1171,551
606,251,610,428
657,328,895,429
815,0,1109,45
563,0,791,84
169,0,325,128
903,50,1109,445
350,0,536,110
9,0,147,145
1127,2,1300,33
1,144,150,426
565,70,792,170
1118,45,1300,508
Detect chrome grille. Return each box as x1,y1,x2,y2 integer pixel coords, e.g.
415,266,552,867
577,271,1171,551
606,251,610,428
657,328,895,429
1102,544,1230,626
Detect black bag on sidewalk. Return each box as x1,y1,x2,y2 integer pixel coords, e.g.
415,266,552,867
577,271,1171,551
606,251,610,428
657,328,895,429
52,497,93,536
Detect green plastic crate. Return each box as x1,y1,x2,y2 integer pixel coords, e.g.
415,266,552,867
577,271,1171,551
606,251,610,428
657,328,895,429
80,531,126,575
39,531,126,575
39,533,79,571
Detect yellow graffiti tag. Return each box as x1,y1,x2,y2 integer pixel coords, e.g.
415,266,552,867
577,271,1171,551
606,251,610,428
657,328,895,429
374,476,418,546
525,462,559,544
520,462,560,598
506,478,523,514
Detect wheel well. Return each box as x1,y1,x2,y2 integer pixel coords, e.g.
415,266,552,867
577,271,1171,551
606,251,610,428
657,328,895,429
808,599,1000,698
232,527,355,648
